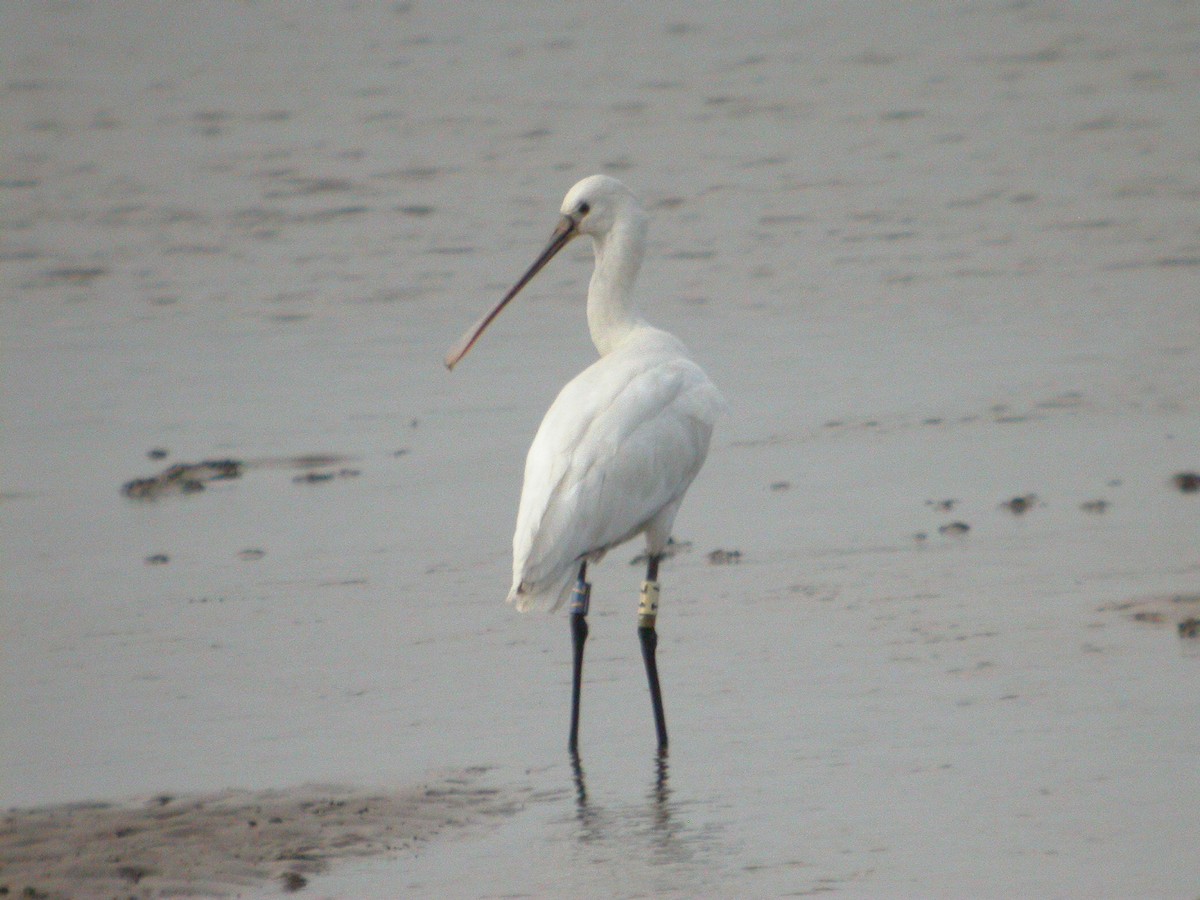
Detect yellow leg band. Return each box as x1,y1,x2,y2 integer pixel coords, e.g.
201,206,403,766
638,580,660,627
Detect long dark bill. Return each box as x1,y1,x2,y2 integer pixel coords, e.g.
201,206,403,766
445,215,578,369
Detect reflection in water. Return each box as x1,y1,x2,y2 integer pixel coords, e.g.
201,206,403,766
649,749,670,831
551,748,731,895
569,750,601,838
570,750,587,806
568,749,692,865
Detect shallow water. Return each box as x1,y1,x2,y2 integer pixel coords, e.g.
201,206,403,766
3,1,1199,897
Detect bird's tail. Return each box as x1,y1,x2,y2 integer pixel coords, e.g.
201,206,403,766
507,572,575,613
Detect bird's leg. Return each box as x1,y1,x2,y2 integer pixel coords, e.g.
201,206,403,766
568,561,590,754
639,554,668,752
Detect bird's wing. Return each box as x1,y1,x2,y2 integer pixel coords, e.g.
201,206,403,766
509,353,722,609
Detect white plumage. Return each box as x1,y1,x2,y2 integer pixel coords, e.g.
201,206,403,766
446,175,724,611
511,327,722,609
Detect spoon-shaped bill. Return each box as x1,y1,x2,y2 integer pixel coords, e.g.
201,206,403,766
445,216,578,369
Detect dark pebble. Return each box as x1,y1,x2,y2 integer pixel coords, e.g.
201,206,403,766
293,472,335,484
1001,494,1037,514
1173,472,1199,493
707,548,742,565
281,872,308,892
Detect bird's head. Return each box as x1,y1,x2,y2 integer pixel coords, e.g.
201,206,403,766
558,174,641,239
445,175,644,369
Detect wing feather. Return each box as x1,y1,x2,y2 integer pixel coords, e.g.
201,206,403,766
508,336,723,610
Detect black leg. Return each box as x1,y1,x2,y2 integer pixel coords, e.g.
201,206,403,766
568,562,590,754
639,554,668,753
639,625,668,751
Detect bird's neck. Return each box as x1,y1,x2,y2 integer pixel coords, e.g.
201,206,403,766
586,216,647,356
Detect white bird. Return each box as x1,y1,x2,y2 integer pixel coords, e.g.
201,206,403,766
446,175,724,753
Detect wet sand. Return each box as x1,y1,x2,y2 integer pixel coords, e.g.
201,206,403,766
3,1,1198,897
0,772,521,899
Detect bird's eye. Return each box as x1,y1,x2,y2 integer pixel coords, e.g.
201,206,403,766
577,202,590,215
